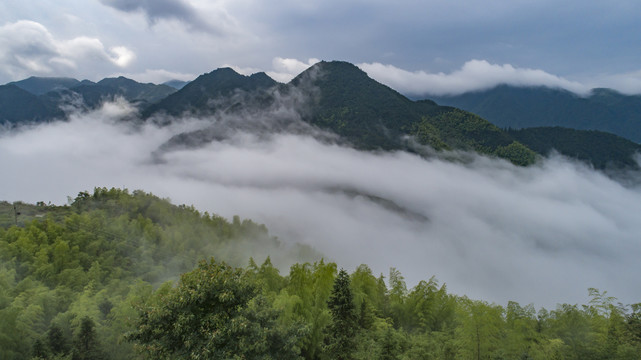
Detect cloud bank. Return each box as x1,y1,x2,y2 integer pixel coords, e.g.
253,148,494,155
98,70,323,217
359,60,592,97
2,101,641,309
0,20,134,81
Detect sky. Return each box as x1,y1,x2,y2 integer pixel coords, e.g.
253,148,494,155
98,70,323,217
1,0,641,96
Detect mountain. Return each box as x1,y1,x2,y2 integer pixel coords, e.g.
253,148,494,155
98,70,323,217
507,126,641,170
17,63,641,168
0,84,64,123
0,76,177,123
288,61,536,164
97,76,177,104
51,76,177,108
8,76,81,95
152,62,536,165
163,79,190,89
143,68,278,117
428,85,641,143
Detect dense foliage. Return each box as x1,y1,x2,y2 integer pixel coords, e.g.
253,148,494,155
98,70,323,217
131,261,641,360
507,126,641,170
414,109,537,166
0,188,312,359
1,189,640,359
291,61,536,165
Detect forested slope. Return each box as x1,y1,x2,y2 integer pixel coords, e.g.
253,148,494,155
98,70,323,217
1,188,640,359
429,85,641,143
507,127,641,170
0,188,312,359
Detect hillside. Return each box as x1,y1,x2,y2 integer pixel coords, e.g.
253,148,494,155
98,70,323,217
96,77,177,104
142,68,278,118
157,61,536,165
1,188,640,359
507,126,641,170
293,61,535,164
0,76,176,123
8,76,81,95
0,84,64,123
429,85,641,143
13,63,641,168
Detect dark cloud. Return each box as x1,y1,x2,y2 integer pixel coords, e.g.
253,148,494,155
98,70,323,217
99,0,225,34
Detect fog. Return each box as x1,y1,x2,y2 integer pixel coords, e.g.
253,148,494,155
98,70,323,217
1,100,641,309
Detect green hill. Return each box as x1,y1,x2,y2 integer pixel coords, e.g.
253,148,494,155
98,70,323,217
289,61,536,165
2,76,176,120
1,188,640,359
507,126,641,169
142,68,278,118
96,76,176,104
429,85,641,143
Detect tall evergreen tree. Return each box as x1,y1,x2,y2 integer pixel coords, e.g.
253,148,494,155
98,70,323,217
325,268,358,360
72,317,106,360
47,324,69,356
31,338,48,359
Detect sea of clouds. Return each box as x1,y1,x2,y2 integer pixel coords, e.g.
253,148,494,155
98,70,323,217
1,99,640,309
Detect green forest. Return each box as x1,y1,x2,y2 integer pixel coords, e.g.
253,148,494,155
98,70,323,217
1,188,640,359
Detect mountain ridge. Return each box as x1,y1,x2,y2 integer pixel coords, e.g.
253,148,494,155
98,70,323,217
428,84,641,143
141,68,278,118
3,62,640,169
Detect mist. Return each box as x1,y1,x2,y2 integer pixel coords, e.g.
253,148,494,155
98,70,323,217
1,100,641,309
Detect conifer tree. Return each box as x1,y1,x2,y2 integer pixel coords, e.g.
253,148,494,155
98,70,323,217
47,324,69,356
325,268,357,360
72,317,105,360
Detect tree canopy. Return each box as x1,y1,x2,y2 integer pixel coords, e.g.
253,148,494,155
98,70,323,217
0,188,639,359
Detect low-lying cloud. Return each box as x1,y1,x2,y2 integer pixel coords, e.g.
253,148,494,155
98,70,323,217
359,60,592,96
1,101,641,309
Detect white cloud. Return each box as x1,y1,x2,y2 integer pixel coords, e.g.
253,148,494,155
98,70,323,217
358,60,592,96
109,46,136,67
266,57,320,83
223,57,320,83
588,70,641,95
2,102,641,308
0,20,135,82
114,68,195,84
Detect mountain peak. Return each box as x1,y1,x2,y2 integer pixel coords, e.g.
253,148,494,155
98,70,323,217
143,67,277,117
291,60,368,85
8,76,81,95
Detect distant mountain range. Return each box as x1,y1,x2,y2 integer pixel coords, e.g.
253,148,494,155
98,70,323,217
428,85,641,144
2,63,640,171
0,76,177,123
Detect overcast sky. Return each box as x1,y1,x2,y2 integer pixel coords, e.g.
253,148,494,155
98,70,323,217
2,0,641,95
